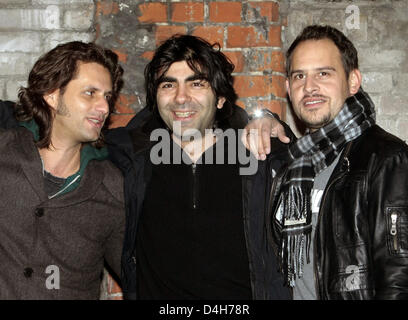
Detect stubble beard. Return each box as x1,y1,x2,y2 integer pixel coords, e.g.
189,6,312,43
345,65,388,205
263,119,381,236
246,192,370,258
56,99,71,117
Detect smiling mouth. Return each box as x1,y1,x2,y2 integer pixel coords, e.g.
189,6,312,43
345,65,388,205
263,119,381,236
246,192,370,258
304,100,325,106
173,111,196,119
87,118,104,128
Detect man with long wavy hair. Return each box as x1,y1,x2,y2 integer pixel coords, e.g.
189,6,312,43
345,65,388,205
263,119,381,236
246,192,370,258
0,41,125,299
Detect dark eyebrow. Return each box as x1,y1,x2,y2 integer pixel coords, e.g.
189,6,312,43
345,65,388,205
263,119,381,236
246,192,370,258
158,76,177,84
290,67,336,77
84,86,112,95
186,74,207,82
158,74,208,84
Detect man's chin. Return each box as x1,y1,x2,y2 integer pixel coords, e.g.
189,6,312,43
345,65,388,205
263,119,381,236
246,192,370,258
300,114,331,131
173,128,204,140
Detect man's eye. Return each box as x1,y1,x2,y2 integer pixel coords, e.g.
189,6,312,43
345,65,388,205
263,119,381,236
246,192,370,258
85,90,95,96
104,94,112,100
160,83,174,89
319,71,329,77
191,80,208,88
293,74,305,80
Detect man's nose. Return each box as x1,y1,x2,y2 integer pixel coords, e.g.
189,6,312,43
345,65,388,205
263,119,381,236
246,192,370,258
95,95,110,116
304,75,319,94
175,85,191,105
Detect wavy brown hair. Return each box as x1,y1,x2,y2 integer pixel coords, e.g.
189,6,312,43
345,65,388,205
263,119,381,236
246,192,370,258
15,41,124,149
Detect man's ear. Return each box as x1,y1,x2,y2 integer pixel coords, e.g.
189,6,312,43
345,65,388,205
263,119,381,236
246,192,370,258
43,89,60,110
216,97,226,109
348,69,362,95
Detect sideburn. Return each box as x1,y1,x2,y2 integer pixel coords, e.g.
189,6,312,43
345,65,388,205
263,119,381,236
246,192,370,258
56,99,71,117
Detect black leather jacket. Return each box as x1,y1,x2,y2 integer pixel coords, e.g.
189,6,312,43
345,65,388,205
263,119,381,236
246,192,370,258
268,125,408,299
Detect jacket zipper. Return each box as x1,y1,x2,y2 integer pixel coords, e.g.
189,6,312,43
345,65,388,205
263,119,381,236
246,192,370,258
390,212,398,251
314,143,353,299
192,163,198,210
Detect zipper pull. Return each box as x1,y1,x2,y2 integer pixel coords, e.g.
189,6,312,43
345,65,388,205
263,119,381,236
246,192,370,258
192,163,197,210
390,212,398,251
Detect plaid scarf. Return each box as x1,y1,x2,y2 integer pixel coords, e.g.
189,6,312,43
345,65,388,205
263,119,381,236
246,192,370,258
276,88,376,287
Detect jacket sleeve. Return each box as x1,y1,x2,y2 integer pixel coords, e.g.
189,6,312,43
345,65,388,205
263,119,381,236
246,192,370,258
102,162,126,283
370,147,408,299
0,100,19,129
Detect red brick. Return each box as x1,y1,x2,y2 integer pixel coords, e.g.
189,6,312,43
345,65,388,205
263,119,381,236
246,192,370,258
138,3,167,23
115,94,137,114
269,51,285,73
224,51,245,73
192,26,224,48
112,48,128,63
141,51,155,61
233,75,286,98
109,114,135,128
109,94,137,128
236,100,246,110
107,274,123,294
107,295,124,300
171,2,204,23
255,100,286,119
249,50,285,73
270,75,286,98
209,2,242,23
227,25,281,48
96,1,119,16
155,25,187,45
282,16,288,27
234,75,266,98
95,23,101,39
248,2,279,22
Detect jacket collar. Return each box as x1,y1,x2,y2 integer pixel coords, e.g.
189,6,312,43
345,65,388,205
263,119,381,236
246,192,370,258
16,121,108,203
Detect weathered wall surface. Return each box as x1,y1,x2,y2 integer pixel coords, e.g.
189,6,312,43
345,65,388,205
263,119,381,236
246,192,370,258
93,0,287,127
0,0,95,101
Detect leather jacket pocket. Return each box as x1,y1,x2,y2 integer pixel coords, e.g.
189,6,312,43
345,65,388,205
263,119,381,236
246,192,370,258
386,207,408,256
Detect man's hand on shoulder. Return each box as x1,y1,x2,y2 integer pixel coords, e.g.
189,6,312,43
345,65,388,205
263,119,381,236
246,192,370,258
241,110,290,160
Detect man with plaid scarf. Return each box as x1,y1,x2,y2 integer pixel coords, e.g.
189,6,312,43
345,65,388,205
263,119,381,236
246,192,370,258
268,25,408,299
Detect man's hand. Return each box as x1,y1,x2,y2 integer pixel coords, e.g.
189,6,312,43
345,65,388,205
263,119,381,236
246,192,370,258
241,116,290,160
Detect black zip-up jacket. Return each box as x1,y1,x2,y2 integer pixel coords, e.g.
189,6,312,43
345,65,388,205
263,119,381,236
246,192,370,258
268,125,408,299
106,106,293,300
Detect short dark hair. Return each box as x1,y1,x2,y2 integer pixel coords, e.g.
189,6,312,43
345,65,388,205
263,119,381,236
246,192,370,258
144,34,238,126
16,41,124,149
286,25,359,78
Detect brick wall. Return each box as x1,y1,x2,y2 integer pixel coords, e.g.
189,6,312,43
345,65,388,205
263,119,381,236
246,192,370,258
94,0,287,129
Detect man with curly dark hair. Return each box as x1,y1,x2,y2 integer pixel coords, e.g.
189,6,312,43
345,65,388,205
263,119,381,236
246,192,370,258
0,41,125,299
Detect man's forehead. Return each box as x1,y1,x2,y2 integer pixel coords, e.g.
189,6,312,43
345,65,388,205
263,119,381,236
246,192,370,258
69,61,112,90
160,60,205,78
291,39,343,70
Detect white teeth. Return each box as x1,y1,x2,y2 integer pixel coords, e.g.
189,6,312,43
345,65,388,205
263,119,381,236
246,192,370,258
89,119,101,124
305,100,324,105
174,112,194,117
